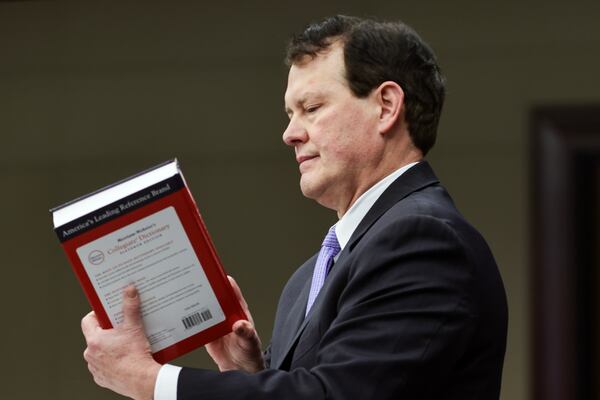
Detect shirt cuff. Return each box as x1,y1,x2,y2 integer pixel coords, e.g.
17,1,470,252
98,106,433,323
154,364,182,400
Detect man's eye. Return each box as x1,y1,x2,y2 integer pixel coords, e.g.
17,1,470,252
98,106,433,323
306,105,320,113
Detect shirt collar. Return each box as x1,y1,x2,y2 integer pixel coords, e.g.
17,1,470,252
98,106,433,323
335,162,419,252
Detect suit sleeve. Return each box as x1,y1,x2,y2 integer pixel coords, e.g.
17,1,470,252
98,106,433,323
178,215,476,400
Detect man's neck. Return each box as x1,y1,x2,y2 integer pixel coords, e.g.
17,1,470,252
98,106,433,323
336,155,422,218
334,161,421,251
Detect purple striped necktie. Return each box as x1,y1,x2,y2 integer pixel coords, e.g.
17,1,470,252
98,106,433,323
306,225,341,316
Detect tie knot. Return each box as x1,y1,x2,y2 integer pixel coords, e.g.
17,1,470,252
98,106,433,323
322,225,341,253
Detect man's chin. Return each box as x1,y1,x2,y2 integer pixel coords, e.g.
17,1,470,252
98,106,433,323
299,178,337,211
299,176,321,200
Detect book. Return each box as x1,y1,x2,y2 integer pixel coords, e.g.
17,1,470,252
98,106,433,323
50,159,247,364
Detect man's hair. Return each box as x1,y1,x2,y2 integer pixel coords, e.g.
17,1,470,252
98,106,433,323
285,15,445,155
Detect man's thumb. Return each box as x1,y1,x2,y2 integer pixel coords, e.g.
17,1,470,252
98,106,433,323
121,285,143,329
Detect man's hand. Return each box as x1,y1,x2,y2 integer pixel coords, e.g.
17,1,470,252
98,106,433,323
206,276,265,373
81,286,161,400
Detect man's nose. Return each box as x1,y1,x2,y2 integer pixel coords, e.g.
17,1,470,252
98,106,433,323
282,118,308,146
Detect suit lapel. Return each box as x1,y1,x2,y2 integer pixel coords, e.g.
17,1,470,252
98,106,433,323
273,244,352,369
270,254,316,368
273,161,439,370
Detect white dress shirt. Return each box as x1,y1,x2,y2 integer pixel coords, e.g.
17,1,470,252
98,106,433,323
154,161,419,400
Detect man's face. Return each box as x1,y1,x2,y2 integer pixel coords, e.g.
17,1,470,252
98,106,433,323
283,42,382,214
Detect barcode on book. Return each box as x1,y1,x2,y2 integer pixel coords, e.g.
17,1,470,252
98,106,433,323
182,309,213,329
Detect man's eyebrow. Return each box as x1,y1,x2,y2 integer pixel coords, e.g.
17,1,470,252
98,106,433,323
284,98,303,117
284,91,322,115
284,106,294,118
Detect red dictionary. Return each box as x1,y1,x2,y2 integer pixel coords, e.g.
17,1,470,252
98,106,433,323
50,159,246,364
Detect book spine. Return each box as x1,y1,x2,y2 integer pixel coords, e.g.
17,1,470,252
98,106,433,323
55,175,184,242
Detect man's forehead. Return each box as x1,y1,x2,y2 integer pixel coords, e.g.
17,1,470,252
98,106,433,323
284,47,347,105
290,43,344,73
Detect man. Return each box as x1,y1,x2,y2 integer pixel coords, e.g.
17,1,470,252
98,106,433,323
82,15,508,400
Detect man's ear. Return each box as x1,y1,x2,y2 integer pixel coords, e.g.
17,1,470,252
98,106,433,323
375,81,404,134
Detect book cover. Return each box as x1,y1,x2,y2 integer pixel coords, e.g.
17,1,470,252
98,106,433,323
50,159,247,364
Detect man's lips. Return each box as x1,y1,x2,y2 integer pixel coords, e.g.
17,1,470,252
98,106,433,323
296,155,318,164
297,155,318,173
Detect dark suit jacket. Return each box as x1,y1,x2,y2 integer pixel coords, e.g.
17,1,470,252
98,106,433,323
178,161,508,399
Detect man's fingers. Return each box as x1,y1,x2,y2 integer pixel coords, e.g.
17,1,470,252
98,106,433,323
228,276,250,311
81,311,100,337
121,285,143,329
233,320,260,346
228,276,256,326
233,320,253,338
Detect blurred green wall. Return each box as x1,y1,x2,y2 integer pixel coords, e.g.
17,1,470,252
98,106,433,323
1,1,599,399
